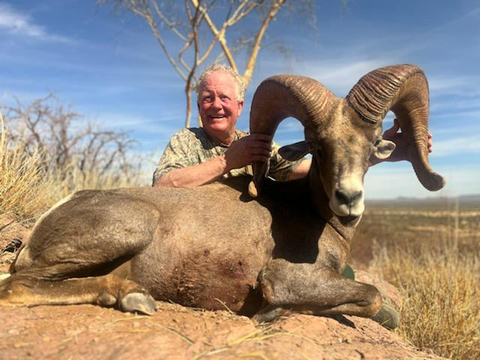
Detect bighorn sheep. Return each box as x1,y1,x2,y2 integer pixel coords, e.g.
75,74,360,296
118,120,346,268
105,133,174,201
0,65,444,326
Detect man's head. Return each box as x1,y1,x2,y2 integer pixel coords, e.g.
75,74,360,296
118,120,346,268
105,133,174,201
196,64,245,144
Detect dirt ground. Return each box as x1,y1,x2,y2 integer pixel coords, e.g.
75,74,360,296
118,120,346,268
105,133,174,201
0,217,444,360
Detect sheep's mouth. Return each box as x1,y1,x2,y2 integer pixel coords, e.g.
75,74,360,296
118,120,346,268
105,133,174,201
338,214,361,227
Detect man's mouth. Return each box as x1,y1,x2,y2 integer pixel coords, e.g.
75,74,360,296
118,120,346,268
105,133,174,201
209,115,225,120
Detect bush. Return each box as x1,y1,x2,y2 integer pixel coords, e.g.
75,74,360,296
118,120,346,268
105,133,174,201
0,97,147,224
373,241,480,359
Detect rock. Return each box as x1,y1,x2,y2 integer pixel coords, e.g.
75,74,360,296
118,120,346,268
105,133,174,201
0,302,445,359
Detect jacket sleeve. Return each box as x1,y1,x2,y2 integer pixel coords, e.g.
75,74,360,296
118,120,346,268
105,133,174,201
152,129,202,185
267,141,303,181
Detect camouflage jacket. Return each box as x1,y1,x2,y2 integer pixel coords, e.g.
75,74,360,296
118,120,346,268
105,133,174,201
152,128,301,185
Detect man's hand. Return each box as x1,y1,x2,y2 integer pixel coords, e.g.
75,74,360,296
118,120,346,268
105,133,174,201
381,119,432,162
224,134,272,171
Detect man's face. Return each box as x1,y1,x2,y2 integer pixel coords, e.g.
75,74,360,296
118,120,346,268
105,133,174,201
198,71,244,143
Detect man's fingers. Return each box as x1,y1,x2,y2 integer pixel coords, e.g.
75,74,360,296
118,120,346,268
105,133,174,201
249,148,271,157
251,154,270,163
427,132,433,153
247,134,273,142
382,121,399,139
249,142,272,151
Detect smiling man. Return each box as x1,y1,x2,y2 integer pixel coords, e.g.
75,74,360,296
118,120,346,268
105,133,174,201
152,64,311,188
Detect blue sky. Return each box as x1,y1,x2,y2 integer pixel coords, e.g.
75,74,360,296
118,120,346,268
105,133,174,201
1,0,479,199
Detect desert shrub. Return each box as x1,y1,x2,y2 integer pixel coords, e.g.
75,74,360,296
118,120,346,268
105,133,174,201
0,96,147,224
372,240,480,359
0,116,56,222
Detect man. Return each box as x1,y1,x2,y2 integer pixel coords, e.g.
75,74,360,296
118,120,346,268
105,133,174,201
153,63,432,188
153,64,311,188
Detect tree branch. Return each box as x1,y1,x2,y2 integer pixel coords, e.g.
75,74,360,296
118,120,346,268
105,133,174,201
130,4,189,81
190,0,238,73
243,0,286,86
150,0,189,42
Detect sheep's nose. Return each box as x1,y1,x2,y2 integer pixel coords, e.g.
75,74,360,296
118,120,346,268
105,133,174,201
335,189,362,207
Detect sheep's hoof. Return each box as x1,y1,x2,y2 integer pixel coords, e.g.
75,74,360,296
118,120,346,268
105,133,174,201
120,292,158,315
372,303,399,330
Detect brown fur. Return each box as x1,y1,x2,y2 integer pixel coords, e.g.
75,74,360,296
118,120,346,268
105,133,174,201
0,175,380,319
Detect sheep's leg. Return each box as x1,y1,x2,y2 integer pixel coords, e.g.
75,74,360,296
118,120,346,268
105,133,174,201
0,271,157,314
257,259,384,322
0,194,162,314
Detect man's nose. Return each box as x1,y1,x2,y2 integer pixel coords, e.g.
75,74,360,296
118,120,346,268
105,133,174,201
211,97,222,109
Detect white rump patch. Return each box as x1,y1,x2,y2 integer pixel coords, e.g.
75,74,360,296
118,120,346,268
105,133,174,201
30,193,76,234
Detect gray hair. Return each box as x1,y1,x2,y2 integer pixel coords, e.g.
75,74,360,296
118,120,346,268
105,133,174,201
195,63,246,101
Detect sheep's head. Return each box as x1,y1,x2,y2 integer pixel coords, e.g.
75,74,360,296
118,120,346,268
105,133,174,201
249,65,445,227
277,99,396,226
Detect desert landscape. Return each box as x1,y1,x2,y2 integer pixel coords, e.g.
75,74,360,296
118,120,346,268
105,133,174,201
2,1,479,359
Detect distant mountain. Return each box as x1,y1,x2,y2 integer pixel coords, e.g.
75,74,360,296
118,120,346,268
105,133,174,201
458,194,480,202
367,194,480,204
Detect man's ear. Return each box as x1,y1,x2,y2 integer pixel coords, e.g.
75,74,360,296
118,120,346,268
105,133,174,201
372,139,396,160
279,141,313,161
237,100,244,116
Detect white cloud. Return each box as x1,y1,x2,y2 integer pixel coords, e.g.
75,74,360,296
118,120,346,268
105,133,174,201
276,118,304,134
96,112,182,130
364,164,480,199
430,100,480,115
466,6,480,18
428,76,470,93
0,4,73,43
428,75,480,99
302,58,396,95
0,4,45,37
430,135,480,157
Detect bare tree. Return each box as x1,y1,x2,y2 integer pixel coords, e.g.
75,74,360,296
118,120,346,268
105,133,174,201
1,93,141,185
100,0,317,127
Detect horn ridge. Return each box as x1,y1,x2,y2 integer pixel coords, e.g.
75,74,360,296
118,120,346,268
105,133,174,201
347,64,424,124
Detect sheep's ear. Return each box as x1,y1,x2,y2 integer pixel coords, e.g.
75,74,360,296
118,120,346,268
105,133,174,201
279,141,313,161
372,139,396,160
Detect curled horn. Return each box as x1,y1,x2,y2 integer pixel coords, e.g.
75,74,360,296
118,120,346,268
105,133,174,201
248,75,336,197
347,64,445,191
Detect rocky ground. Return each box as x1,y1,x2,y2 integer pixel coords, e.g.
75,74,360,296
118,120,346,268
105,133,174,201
0,216,444,360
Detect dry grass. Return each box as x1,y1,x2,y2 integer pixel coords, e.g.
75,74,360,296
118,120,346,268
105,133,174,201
366,207,480,360
0,114,144,224
1,115,55,222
